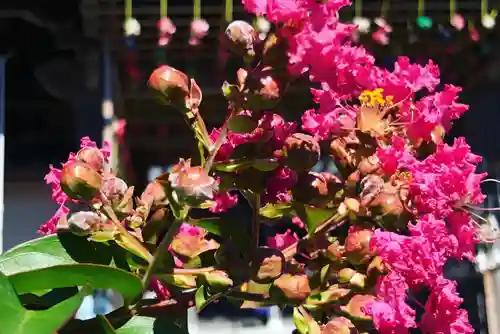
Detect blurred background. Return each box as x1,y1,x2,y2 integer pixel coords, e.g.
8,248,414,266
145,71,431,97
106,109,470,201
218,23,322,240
1,0,500,332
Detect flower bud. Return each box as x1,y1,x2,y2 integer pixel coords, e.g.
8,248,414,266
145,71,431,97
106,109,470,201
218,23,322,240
224,20,258,57
322,317,356,334
67,211,104,236
61,161,102,201
344,228,375,265
247,68,281,110
342,294,375,321
203,270,233,291
326,240,345,262
102,175,128,200
169,159,217,200
148,65,190,108
337,268,367,289
250,247,285,284
273,274,311,300
293,172,339,207
369,192,404,217
284,133,320,172
76,147,104,171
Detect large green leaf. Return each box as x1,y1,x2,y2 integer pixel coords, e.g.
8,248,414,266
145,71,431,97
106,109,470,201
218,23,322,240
0,233,115,275
0,271,89,334
8,264,142,304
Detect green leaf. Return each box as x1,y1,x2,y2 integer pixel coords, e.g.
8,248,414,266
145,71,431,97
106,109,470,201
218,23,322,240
97,315,117,334
292,204,335,234
195,285,207,310
8,264,142,304
213,160,253,172
0,233,113,276
252,159,279,172
187,218,222,236
0,271,89,334
228,115,258,133
116,314,188,334
259,203,292,219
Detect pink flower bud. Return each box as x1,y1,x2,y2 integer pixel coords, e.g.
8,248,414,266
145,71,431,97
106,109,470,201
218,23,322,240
273,274,311,300
284,133,320,172
67,211,104,236
224,20,258,57
148,66,190,107
250,247,285,283
76,147,105,171
168,159,216,200
344,228,375,265
322,317,355,334
60,162,102,201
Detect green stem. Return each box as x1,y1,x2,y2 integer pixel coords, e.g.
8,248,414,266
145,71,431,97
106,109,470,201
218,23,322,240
142,220,182,288
102,204,153,262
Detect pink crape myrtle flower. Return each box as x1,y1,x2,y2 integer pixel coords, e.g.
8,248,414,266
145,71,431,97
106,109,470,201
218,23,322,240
209,112,295,161
267,229,299,250
209,191,238,213
409,137,486,218
38,204,70,236
263,167,297,203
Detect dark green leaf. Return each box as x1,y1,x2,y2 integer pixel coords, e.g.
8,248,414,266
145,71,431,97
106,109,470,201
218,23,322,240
0,233,113,276
292,204,335,234
8,264,142,303
228,115,258,133
187,218,222,236
0,271,88,334
19,287,79,310
252,159,279,172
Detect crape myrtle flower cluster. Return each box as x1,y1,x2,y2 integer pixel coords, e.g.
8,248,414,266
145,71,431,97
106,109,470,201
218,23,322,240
40,0,489,333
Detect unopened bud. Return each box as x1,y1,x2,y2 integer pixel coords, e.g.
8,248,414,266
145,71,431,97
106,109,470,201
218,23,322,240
224,20,257,57
342,294,375,321
273,274,311,300
61,161,102,201
76,147,104,170
284,133,320,172
247,68,281,110
250,247,285,284
293,172,336,207
322,317,355,334
102,176,128,200
326,240,344,262
169,159,217,200
148,65,190,107
203,270,233,291
67,211,104,236
344,228,375,265
338,268,366,289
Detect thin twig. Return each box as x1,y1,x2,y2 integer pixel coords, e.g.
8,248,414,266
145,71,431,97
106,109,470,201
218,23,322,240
142,220,182,288
101,204,153,262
